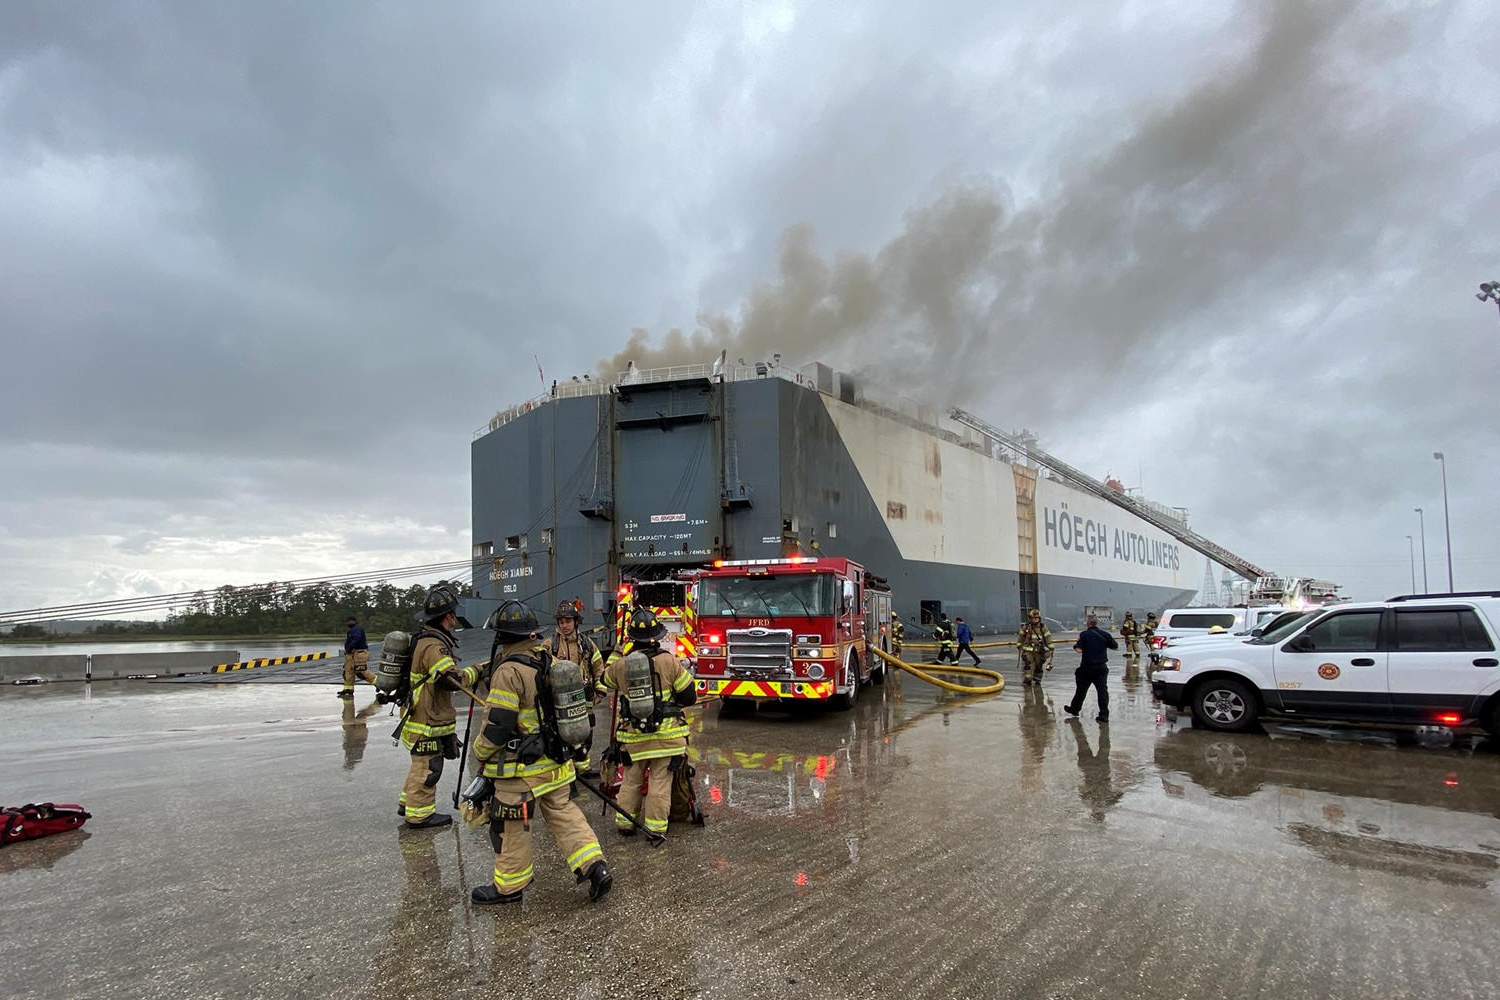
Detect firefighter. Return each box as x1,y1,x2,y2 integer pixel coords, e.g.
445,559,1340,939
599,609,696,839
890,612,904,658
551,600,604,776
551,601,604,693
1119,611,1141,659
467,599,611,906
1018,608,1053,686
933,614,956,664
1143,612,1161,669
397,584,486,829
339,615,376,698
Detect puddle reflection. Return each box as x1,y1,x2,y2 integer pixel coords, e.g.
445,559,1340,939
1154,721,1500,886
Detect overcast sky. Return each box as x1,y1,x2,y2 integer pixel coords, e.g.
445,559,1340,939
2,0,1497,616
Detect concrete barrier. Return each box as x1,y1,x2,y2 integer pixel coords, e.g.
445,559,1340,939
0,654,88,685
90,650,240,681
213,651,329,672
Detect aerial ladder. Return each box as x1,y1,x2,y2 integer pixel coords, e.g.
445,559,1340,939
949,408,1272,583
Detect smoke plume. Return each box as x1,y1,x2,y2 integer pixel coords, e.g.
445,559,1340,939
599,0,1431,421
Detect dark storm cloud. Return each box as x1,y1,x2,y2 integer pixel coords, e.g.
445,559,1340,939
0,1,685,462
1,0,1496,608
609,0,1460,406
0,1,703,607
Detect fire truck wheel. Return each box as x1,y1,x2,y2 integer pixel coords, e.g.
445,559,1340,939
830,653,861,711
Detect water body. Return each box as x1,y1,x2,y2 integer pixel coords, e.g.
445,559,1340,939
0,637,344,662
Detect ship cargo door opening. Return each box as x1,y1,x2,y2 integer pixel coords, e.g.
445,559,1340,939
1014,465,1040,617
919,600,942,626
612,377,721,568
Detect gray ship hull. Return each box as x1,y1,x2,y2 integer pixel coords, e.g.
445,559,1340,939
469,369,1196,635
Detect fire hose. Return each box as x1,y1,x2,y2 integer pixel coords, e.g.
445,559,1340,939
870,646,1005,695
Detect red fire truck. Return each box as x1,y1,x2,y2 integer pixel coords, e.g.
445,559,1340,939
690,557,892,710
612,576,699,659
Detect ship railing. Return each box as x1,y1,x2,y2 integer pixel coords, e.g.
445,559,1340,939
477,362,825,438
617,362,815,387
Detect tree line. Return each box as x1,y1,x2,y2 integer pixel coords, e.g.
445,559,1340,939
5,579,468,639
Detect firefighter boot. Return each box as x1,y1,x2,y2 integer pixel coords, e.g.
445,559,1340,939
471,883,523,905
579,860,613,902
403,813,452,830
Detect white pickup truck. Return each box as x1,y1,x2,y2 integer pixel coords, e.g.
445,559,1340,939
1150,593,1500,734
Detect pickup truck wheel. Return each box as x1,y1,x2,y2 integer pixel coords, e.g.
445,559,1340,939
1190,678,1258,732
1483,699,1500,737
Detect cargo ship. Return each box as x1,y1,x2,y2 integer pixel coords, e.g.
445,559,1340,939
466,360,1208,634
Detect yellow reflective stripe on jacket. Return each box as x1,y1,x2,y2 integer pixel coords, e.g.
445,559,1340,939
410,655,459,696
616,720,689,743
480,759,576,791
614,742,686,761
400,719,458,744
490,688,520,711
669,670,692,693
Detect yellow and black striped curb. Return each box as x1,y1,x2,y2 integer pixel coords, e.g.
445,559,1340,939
213,652,330,673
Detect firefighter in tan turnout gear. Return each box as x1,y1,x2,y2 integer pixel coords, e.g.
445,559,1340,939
1119,611,1141,659
340,615,376,698
551,601,604,777
1018,608,1053,686
397,584,485,829
466,600,611,906
599,609,696,839
552,601,604,689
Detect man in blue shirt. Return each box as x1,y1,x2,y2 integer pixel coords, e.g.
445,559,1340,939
340,615,376,698
953,617,981,665
1064,614,1118,722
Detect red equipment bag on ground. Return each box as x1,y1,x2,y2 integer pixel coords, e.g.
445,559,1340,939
1,803,91,846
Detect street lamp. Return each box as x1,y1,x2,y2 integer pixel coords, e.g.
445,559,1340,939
1435,451,1454,592
1477,280,1500,318
1405,535,1416,592
1414,508,1429,593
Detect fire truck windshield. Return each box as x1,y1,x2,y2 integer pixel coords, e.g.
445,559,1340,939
699,575,836,618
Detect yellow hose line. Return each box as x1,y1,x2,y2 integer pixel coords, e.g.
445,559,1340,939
872,647,1005,695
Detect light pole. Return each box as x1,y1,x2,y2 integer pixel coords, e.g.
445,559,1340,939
1405,535,1416,592
1477,280,1500,318
1434,451,1454,592
1414,508,1429,593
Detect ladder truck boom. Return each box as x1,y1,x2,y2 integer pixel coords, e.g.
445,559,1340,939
948,407,1271,583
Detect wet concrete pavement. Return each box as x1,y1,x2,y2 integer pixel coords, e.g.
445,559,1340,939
3,660,1499,1000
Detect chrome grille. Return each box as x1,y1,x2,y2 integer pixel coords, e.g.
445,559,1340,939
727,627,793,676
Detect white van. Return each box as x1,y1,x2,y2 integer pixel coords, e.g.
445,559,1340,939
1155,606,1294,643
